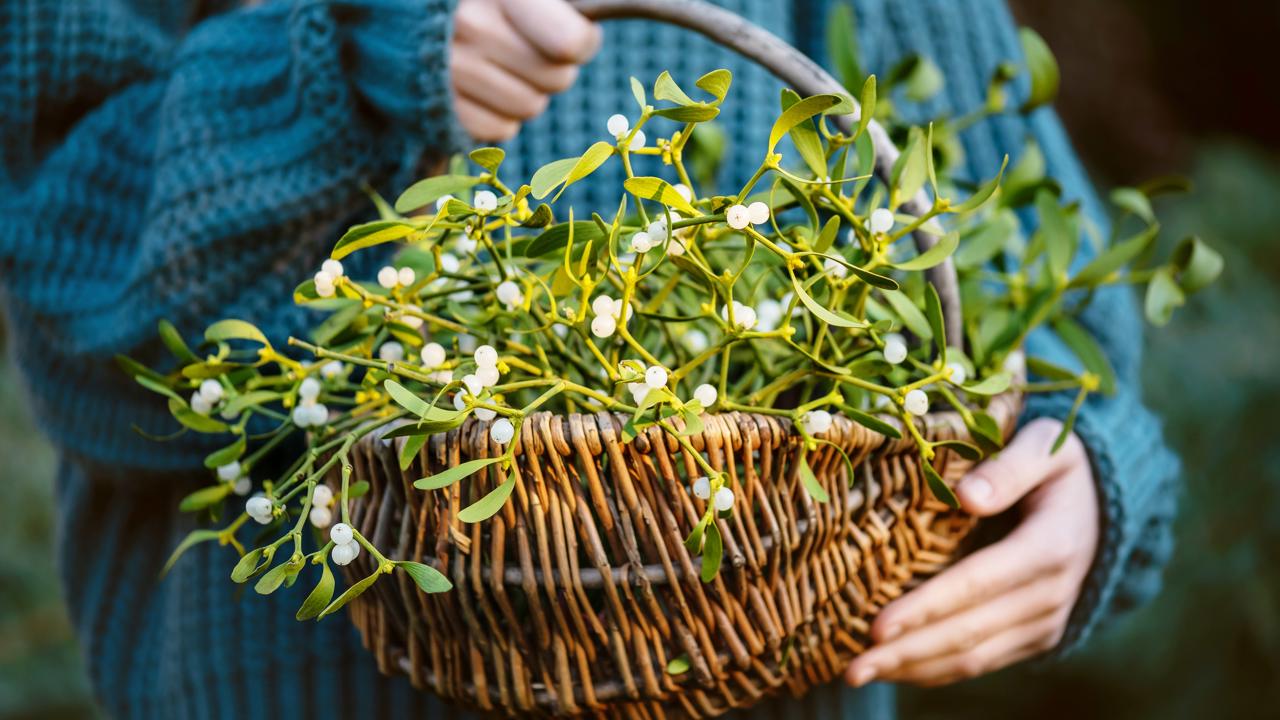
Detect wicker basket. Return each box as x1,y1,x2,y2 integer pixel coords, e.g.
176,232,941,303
333,397,1018,717
329,0,1024,716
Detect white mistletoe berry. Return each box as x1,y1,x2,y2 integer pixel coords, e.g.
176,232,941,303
591,314,617,338
436,194,454,212
801,410,833,435
331,540,358,566
869,208,895,234
397,266,416,287
306,403,328,427
713,486,735,512
904,389,930,416
299,377,321,401
496,281,523,307
216,460,241,482
321,258,344,278
474,407,497,422
725,204,751,230
591,294,616,318
378,341,405,363
606,113,630,137
647,218,669,241
400,307,424,330
630,231,653,254
755,299,784,332
246,496,273,523
693,476,711,500
490,418,515,444
455,233,478,255
673,183,693,202
461,373,483,397
629,130,646,150
628,382,650,404
439,253,461,274
693,383,718,407
309,505,332,529
946,362,967,385
473,190,498,213
883,334,908,365
474,345,498,368
314,271,335,297
320,360,344,380
291,404,313,428
823,257,849,279
453,392,467,412
476,364,500,388
747,201,771,226
721,301,757,330
313,484,333,508
233,476,252,496
330,522,354,546
198,379,223,405
683,329,709,353
420,342,446,368
190,392,213,416
644,365,669,389
377,266,399,289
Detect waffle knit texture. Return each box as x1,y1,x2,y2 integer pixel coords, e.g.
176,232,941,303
0,0,1179,717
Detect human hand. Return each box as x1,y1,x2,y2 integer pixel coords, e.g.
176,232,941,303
845,418,1100,687
451,0,601,141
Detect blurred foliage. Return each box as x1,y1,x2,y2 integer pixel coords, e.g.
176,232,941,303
0,321,97,719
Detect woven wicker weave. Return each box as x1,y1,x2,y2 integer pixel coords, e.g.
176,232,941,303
332,392,1019,718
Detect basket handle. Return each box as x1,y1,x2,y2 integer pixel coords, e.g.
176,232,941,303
569,0,963,344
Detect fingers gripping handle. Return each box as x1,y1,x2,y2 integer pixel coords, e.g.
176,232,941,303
568,0,963,344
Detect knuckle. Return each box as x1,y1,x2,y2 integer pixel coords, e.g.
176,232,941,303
546,64,579,92
950,623,983,653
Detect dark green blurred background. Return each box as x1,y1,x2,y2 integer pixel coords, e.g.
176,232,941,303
2,1,1276,718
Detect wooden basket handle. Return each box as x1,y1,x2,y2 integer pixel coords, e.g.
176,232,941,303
568,0,963,343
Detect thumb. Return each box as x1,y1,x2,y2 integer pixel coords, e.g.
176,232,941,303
955,417,1075,515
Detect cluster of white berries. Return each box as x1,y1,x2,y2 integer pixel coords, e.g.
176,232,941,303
291,376,329,428
216,460,252,496
631,210,690,257
246,493,274,525
691,476,736,511
624,361,670,404
882,333,908,365
329,522,362,566
606,114,645,151
801,409,833,435
868,208,895,235
451,345,514,444
308,484,335,528
903,388,930,416
721,300,758,331
725,202,771,231
377,265,416,290
590,294,629,338
495,279,524,310
190,378,228,417
313,259,345,299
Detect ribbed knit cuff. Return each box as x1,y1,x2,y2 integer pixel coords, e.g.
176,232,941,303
1021,347,1180,657
337,0,466,152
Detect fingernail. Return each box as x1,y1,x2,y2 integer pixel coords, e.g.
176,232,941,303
849,666,876,687
958,475,992,504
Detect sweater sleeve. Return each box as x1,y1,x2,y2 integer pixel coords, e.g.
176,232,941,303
844,0,1181,654
0,0,463,470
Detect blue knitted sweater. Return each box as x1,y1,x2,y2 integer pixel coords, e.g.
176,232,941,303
0,0,1179,717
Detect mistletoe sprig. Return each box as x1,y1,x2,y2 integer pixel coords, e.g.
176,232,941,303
127,62,1218,618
